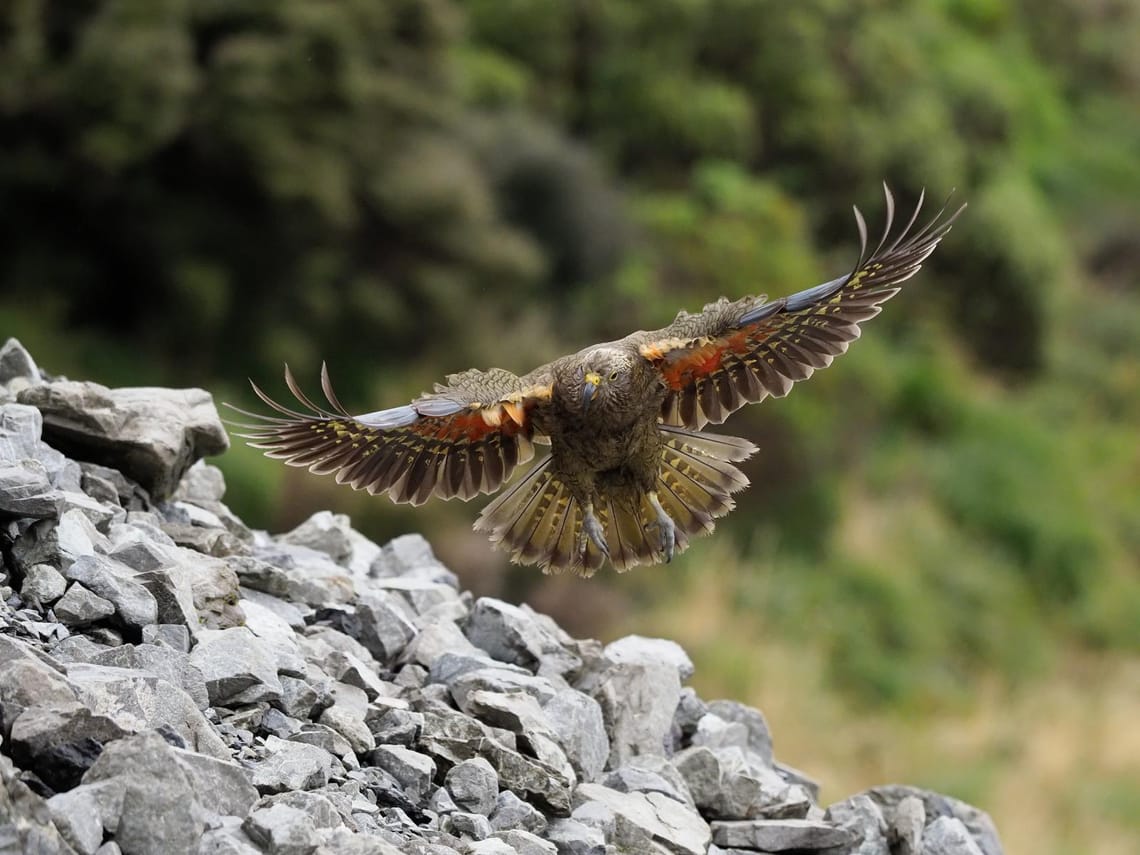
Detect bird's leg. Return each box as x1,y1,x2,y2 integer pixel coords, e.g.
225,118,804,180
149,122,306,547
647,490,677,563
577,499,610,564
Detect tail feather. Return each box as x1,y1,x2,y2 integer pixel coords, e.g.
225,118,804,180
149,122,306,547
475,426,757,575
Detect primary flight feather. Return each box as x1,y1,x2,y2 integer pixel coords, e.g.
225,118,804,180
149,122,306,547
229,185,964,576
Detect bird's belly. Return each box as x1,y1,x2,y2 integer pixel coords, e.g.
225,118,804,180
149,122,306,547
553,420,661,494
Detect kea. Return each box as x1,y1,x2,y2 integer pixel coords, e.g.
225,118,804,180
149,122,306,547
231,186,963,576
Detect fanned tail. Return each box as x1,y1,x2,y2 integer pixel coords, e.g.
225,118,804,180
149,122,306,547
475,426,756,576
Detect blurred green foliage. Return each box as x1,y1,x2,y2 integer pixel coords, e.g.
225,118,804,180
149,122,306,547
2,0,1138,709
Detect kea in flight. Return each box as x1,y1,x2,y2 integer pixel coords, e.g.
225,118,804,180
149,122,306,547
231,186,963,576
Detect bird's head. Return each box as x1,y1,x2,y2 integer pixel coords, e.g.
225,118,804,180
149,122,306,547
578,347,635,417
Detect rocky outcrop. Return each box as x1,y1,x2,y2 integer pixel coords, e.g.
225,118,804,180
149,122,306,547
0,338,1003,855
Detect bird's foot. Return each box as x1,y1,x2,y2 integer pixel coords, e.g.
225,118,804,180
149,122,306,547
577,503,610,564
647,491,677,563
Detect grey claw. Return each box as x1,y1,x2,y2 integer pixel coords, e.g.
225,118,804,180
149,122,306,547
647,491,676,563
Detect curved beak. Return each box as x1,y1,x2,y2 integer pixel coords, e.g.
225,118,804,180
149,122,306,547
582,372,601,416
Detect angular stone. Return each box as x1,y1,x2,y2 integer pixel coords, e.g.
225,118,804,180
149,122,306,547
46,782,110,854
82,731,204,855
587,660,680,769
0,403,76,489
239,596,307,678
17,381,228,502
544,817,605,855
54,584,115,627
0,458,60,518
140,623,191,653
62,554,158,629
541,688,608,783
573,783,709,855
604,635,694,681
0,750,80,855
189,626,283,706
710,818,855,850
242,791,342,853
0,636,80,729
243,541,356,605
21,563,68,605
447,811,493,840
9,700,127,790
172,748,259,818
446,757,499,816
705,700,774,765
66,662,229,760
354,591,418,664
494,829,557,855
489,789,547,834
0,337,41,385
825,794,889,855
447,666,559,710
865,785,1003,855
674,745,810,820
465,598,580,677
604,756,694,808
249,735,334,793
923,816,986,855
278,510,354,564
370,533,458,587
319,683,376,756
371,745,436,805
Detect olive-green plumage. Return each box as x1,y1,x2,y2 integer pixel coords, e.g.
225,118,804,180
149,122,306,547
230,187,963,575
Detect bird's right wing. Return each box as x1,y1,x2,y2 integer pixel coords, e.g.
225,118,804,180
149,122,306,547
634,186,965,429
227,364,552,505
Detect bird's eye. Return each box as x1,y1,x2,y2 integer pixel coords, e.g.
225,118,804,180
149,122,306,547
609,371,619,381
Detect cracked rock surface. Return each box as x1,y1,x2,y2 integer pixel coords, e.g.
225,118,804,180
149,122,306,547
0,338,1003,855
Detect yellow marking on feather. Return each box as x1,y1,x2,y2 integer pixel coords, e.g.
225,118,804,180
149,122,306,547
481,405,504,427
502,401,525,426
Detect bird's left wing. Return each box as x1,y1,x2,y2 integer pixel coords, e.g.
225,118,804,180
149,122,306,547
634,186,965,429
227,363,552,505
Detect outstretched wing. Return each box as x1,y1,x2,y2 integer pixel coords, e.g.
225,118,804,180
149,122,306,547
636,185,965,429
227,363,552,505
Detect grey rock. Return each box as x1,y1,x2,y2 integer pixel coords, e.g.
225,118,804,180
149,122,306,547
242,791,341,854
825,794,889,855
866,785,1003,855
367,706,423,746
544,818,605,855
67,662,230,760
0,751,84,855
447,666,559,710
328,650,391,700
603,756,694,808
464,840,514,855
673,745,810,820
82,730,204,855
79,462,148,510
603,635,694,681
288,723,352,758
0,458,60,518
278,510,354,564
197,827,264,854
140,623,191,652
54,584,115,627
0,635,80,731
354,591,418,664
22,563,68,605
374,576,462,619
46,783,109,854
62,554,158,628
690,712,751,751
318,683,376,755
446,811,493,840
17,381,228,502
171,459,227,505
774,760,820,803
465,598,580,677
709,818,855,850
923,816,986,855
402,618,483,668
493,829,557,855
240,597,307,678
587,659,680,769
249,735,334,794
891,795,926,855
371,533,458,587
673,687,707,740
11,511,99,575
190,626,283,706
489,790,547,834
573,783,709,855
276,675,322,720
243,542,356,606
172,748,259,818
9,700,127,790
0,337,41,385
371,745,436,805
446,757,499,815
0,404,76,490
540,689,608,783
705,700,774,766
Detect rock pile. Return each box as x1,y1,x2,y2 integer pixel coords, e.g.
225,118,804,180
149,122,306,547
0,338,1003,855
